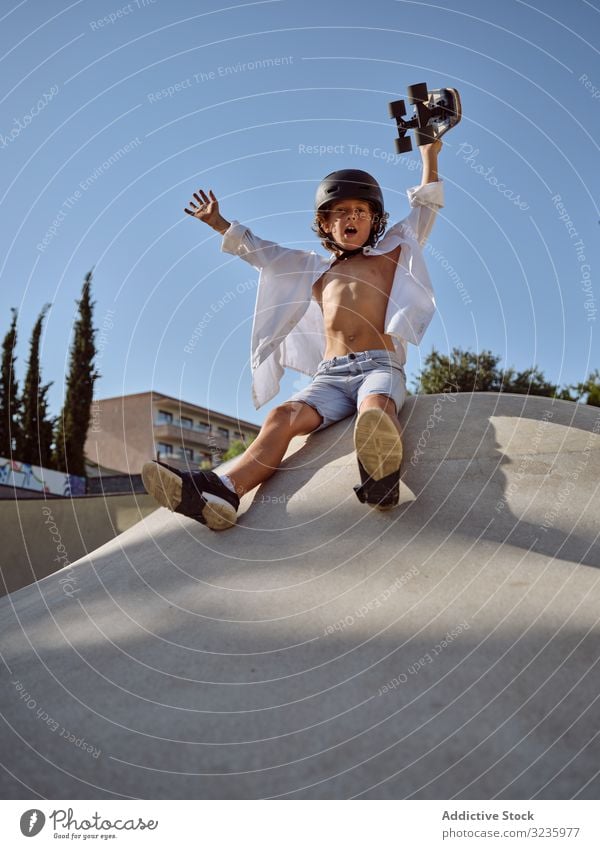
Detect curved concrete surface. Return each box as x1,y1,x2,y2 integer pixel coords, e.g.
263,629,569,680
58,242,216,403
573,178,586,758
0,493,158,597
0,393,599,800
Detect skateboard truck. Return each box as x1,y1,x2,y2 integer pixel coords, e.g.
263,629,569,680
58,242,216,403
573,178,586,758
388,82,462,154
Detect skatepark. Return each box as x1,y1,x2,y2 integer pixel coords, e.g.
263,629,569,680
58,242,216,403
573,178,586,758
1,392,599,799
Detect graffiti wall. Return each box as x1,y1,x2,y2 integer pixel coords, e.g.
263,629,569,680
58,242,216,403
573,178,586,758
0,457,85,497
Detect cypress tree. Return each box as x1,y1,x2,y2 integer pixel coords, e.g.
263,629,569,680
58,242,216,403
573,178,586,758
17,304,54,467
0,308,22,457
54,271,99,476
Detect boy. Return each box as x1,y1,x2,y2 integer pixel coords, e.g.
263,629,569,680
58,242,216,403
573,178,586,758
142,139,444,530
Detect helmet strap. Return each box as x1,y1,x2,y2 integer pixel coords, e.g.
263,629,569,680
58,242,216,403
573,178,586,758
330,246,365,265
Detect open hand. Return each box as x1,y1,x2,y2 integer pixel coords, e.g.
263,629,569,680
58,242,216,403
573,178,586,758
184,188,221,227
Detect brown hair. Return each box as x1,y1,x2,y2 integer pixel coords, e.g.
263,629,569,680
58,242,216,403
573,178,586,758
311,201,389,256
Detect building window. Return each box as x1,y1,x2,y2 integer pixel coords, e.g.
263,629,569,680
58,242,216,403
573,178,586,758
157,442,173,456
197,421,210,432
179,447,193,460
217,427,229,439
180,417,193,429
157,410,173,424
234,431,245,441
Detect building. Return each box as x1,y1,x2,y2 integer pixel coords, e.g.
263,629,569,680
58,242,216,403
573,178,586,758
85,391,261,475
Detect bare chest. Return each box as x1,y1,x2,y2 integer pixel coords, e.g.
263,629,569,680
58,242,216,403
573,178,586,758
312,244,402,306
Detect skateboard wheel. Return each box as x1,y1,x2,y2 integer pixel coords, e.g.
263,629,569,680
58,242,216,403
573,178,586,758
388,99,406,119
406,82,428,105
395,136,413,154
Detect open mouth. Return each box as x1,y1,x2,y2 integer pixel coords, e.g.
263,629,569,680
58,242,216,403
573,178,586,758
344,226,358,236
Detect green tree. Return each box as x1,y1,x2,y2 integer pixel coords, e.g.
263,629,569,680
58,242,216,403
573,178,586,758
500,365,575,400
53,271,100,476
567,368,600,407
221,437,256,463
415,347,579,401
415,347,503,394
585,371,600,406
0,308,22,457
17,304,55,467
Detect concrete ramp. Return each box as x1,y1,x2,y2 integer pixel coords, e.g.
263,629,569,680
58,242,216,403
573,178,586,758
0,493,158,597
1,393,599,799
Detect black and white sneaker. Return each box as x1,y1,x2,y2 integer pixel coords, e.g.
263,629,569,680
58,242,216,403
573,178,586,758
141,460,239,531
353,409,402,510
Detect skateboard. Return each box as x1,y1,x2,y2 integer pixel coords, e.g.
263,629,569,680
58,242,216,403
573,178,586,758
353,410,402,510
388,82,462,154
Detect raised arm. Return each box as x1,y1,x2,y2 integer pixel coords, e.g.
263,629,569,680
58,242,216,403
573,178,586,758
184,186,316,271
419,138,442,187
402,138,444,246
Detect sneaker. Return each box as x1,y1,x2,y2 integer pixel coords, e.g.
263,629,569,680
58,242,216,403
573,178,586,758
141,460,239,531
353,409,402,510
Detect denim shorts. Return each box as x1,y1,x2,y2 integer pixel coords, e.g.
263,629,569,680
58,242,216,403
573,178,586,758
288,349,407,432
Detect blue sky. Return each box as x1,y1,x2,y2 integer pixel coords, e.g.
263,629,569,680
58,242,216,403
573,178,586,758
1,0,598,429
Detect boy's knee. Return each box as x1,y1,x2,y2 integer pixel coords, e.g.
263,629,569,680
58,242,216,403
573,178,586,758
360,393,397,415
267,402,300,426
268,401,321,433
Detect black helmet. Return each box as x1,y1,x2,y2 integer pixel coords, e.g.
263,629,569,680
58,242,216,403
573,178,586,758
315,169,384,217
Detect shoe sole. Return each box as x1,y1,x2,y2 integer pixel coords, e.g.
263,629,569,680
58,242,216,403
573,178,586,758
354,410,402,510
141,462,237,531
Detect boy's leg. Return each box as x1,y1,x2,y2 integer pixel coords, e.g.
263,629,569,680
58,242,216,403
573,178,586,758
223,401,323,497
353,356,406,509
353,397,403,509
141,401,322,532
227,359,357,496
355,394,404,482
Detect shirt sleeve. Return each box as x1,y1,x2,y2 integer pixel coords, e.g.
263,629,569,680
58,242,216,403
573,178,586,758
220,220,314,270
401,179,444,247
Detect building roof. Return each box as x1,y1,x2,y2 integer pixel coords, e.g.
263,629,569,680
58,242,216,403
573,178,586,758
93,390,261,431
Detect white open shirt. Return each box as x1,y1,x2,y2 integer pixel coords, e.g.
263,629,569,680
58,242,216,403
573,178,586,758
220,179,444,409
